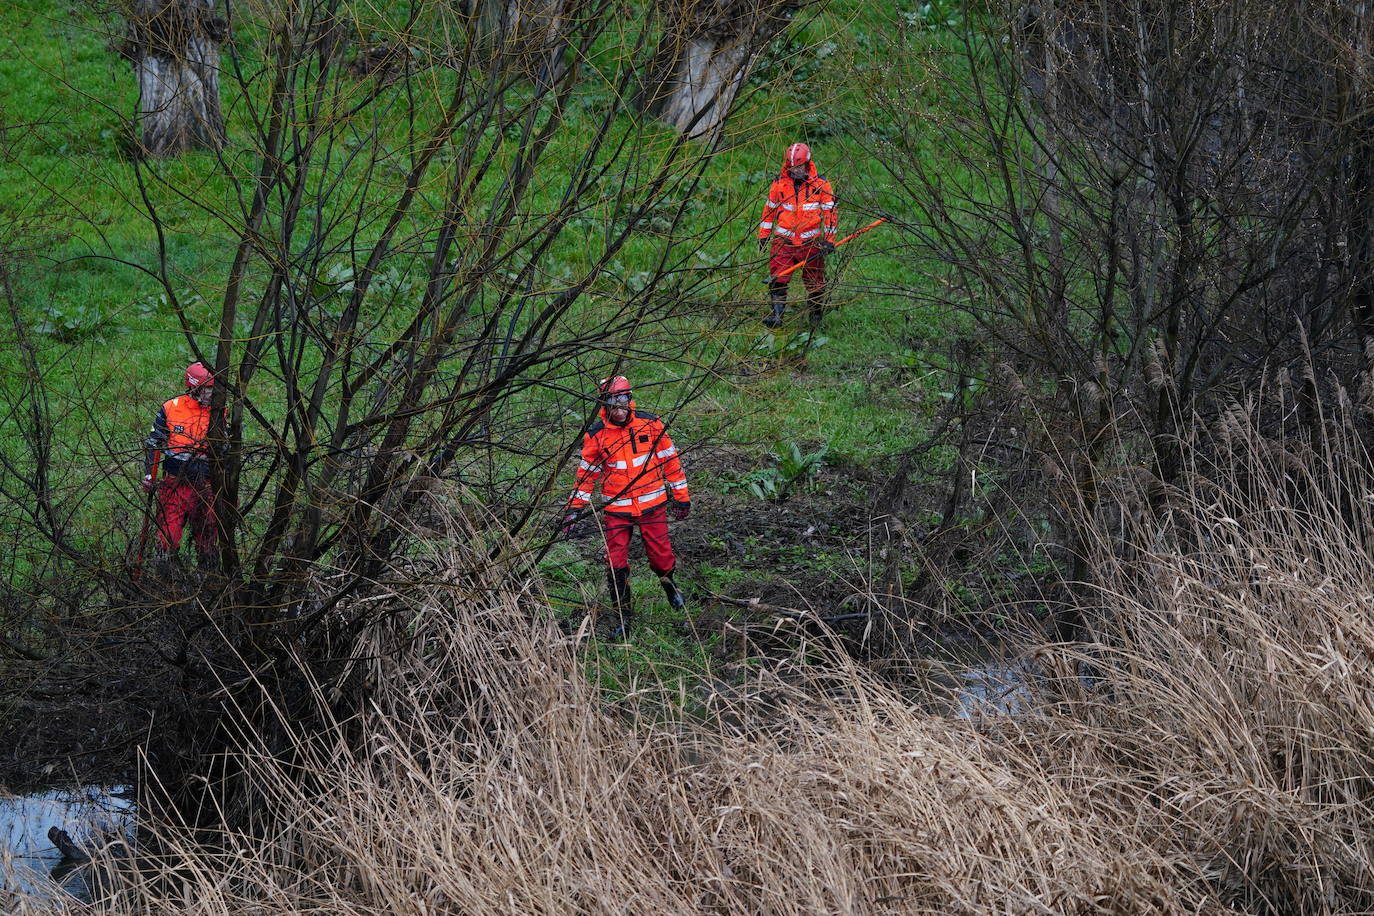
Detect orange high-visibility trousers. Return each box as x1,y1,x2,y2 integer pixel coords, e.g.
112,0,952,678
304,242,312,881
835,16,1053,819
155,476,217,555
603,507,675,574
769,239,827,292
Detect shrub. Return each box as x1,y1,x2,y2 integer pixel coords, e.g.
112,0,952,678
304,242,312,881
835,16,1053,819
725,441,828,501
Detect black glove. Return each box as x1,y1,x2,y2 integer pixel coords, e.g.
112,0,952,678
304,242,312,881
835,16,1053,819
757,237,769,252
670,500,691,521
558,510,581,539
817,239,836,255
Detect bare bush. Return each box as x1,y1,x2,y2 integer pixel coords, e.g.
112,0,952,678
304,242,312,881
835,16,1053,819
1,0,809,825
862,0,1374,618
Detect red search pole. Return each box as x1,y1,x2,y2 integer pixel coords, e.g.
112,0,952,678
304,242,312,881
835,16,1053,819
132,451,160,580
773,217,887,280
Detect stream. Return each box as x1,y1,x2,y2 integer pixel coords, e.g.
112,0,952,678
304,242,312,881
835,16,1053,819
0,785,134,904
956,661,1032,716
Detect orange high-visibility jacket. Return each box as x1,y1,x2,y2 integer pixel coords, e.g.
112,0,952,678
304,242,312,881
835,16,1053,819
757,159,837,246
144,395,215,479
568,401,689,517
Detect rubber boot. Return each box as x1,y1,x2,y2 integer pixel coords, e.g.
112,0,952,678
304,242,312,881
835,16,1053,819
763,282,788,328
606,566,634,640
659,573,686,611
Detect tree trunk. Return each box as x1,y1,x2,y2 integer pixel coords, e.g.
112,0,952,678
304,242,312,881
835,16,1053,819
126,0,227,157
475,0,568,87
639,0,795,141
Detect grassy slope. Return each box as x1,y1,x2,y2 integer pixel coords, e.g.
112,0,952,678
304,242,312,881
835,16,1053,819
0,0,959,639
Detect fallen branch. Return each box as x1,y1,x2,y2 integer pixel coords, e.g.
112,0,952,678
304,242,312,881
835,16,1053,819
710,593,871,625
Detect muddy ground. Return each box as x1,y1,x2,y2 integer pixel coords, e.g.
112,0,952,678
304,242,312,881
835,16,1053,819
558,443,1064,658
0,593,196,792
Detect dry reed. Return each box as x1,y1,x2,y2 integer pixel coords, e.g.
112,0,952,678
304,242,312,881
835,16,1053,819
19,407,1374,914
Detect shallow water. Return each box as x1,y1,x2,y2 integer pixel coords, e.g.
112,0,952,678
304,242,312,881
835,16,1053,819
957,662,1031,716
0,786,134,903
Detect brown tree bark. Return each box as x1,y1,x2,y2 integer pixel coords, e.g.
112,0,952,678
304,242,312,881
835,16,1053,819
638,0,796,141
125,0,228,157
475,0,569,86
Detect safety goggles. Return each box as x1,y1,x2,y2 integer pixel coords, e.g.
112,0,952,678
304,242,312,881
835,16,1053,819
604,393,631,408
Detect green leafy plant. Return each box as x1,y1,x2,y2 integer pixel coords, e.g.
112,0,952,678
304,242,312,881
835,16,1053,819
311,261,357,302
138,288,205,317
901,0,965,31
750,329,830,360
729,441,829,502
35,303,114,342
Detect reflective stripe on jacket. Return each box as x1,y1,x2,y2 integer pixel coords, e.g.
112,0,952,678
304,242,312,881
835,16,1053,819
568,405,689,517
757,159,837,246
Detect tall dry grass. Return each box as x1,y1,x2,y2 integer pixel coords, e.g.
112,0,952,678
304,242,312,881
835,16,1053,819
17,403,1374,914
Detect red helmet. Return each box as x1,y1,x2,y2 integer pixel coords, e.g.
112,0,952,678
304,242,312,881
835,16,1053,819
785,142,811,169
185,361,214,390
598,375,631,402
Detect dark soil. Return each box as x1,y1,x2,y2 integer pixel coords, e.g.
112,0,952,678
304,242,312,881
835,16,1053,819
676,458,880,609
673,446,1064,662
0,575,215,792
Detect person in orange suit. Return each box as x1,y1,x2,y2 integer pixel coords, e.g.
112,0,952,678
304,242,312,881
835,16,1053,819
757,142,837,327
561,375,690,638
142,361,220,570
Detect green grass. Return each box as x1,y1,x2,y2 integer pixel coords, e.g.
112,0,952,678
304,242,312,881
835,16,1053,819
583,611,722,710
0,0,981,680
